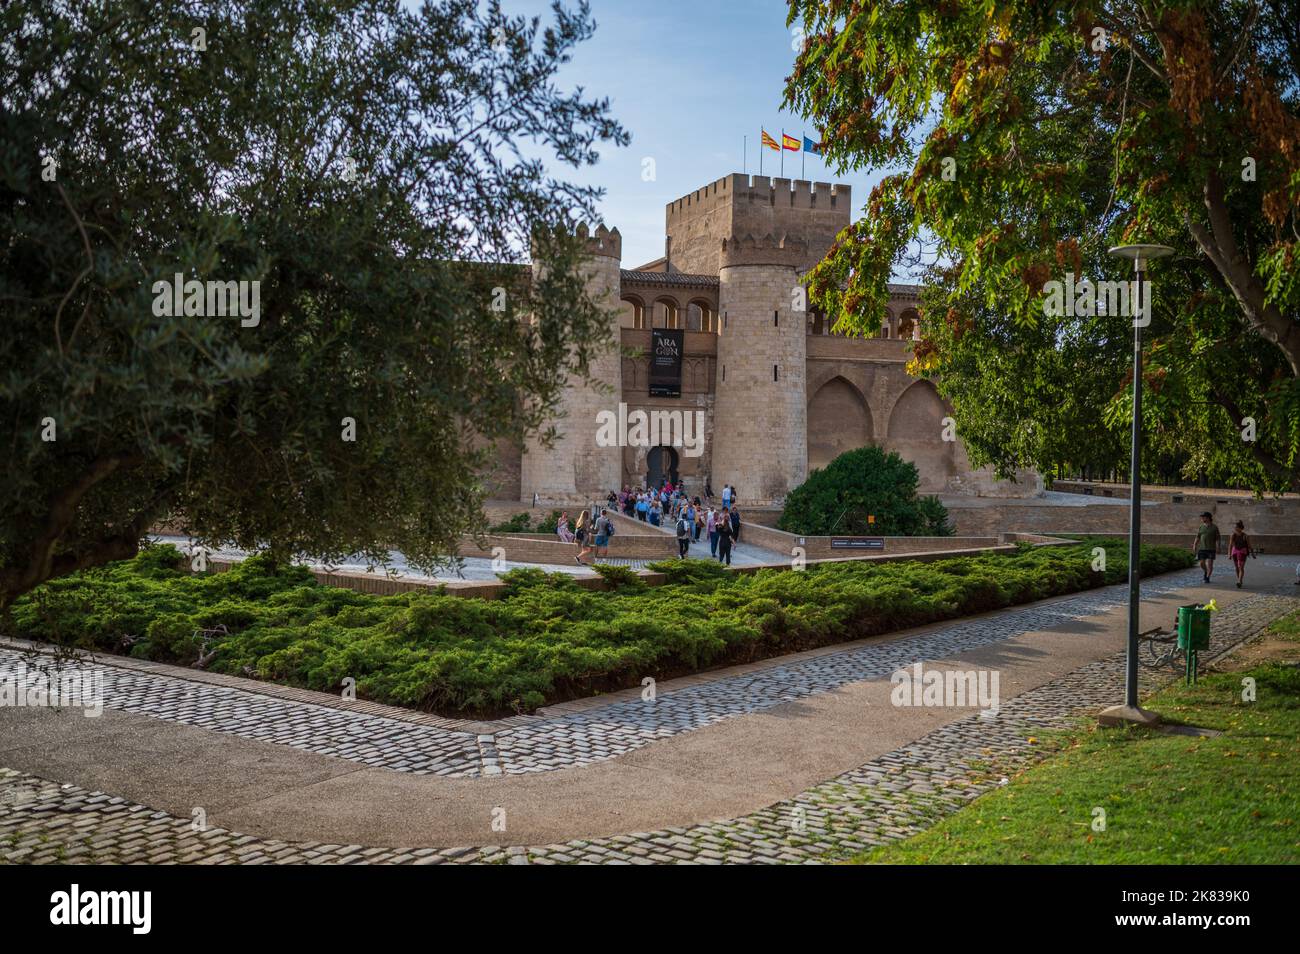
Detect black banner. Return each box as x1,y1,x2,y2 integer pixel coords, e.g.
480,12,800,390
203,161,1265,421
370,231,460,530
649,328,684,397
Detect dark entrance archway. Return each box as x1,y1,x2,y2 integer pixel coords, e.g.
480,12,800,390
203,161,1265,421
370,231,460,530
646,445,679,489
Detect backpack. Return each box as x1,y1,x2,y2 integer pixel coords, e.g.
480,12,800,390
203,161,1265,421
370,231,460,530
676,518,689,539
603,517,615,537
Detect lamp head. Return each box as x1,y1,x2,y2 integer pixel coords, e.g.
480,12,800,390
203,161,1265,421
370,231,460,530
1108,244,1175,272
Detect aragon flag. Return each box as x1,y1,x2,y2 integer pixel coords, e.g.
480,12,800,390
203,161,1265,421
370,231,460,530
761,129,780,150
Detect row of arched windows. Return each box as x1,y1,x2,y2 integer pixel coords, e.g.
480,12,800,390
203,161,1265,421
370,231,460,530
806,308,921,339
622,297,918,338
623,297,717,333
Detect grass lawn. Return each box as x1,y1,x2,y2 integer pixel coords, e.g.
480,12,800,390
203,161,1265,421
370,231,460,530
855,611,1300,865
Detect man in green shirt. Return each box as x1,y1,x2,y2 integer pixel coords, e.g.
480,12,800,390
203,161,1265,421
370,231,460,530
1194,512,1220,583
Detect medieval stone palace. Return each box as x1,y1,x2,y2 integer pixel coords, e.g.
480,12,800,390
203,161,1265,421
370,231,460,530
493,173,1041,505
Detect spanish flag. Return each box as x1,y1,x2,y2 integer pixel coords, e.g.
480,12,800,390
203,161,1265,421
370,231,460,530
782,133,800,151
761,129,779,151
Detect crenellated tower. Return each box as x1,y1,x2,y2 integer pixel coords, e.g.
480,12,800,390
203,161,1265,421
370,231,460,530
712,232,810,504
520,224,624,503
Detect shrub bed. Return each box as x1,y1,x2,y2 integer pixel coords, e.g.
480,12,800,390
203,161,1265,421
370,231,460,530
4,540,1194,717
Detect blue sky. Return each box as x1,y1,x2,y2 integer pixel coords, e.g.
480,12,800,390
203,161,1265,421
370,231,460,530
492,0,899,267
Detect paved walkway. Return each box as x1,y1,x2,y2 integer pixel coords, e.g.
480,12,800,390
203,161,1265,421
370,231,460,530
2,560,1297,863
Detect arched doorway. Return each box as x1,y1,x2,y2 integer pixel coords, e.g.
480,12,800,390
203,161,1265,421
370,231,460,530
646,445,679,489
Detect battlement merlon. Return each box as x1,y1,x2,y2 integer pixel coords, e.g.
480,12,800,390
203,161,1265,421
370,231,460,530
576,223,622,260
718,233,811,269
665,174,851,217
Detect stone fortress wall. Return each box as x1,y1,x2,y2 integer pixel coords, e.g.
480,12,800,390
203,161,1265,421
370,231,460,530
499,173,1043,506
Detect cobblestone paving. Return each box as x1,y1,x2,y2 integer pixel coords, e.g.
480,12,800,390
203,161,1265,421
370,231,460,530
0,655,485,778
494,568,1219,773
2,589,1294,865
0,567,1224,779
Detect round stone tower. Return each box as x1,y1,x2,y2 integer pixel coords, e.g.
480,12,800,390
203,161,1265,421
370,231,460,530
712,233,809,504
520,224,624,504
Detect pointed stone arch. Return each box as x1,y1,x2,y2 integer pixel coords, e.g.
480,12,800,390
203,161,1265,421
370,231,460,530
807,375,874,470
886,379,954,490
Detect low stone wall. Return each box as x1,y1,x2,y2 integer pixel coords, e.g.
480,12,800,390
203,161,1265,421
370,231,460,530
737,520,1001,559
947,500,1300,536
1095,531,1300,556
1051,481,1300,505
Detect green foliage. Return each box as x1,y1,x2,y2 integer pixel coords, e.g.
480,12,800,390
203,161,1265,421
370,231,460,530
0,0,629,607
8,541,1194,717
779,446,953,536
488,510,563,534
488,513,534,533
591,563,646,592
785,1,1300,492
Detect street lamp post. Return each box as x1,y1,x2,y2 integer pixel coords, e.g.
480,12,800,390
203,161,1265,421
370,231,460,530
1099,243,1174,727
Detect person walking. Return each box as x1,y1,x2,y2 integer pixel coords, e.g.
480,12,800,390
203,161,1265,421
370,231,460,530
715,507,734,566
574,509,592,565
556,512,574,543
721,483,732,510
707,507,719,558
1228,521,1254,588
730,505,742,544
595,509,615,560
675,510,691,558
636,493,648,522
1194,512,1220,583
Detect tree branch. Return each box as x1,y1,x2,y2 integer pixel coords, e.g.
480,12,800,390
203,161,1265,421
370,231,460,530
1185,171,1300,375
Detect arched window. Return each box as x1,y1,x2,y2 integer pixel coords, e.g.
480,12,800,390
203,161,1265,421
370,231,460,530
686,300,716,333
622,297,645,329
654,298,679,329
898,309,918,340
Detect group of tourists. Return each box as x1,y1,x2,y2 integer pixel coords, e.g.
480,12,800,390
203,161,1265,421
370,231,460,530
554,481,744,566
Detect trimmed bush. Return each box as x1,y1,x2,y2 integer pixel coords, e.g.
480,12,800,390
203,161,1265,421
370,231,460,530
779,446,952,536
4,539,1194,717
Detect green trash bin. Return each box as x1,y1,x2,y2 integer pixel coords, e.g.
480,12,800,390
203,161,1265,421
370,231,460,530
1176,604,1211,651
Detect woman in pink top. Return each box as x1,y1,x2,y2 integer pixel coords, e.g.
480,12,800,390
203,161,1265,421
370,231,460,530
1228,521,1254,588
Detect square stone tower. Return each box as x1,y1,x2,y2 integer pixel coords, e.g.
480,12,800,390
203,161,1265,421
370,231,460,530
664,173,850,275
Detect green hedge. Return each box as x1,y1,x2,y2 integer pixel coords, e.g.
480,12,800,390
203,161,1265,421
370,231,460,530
5,540,1194,717
779,446,953,536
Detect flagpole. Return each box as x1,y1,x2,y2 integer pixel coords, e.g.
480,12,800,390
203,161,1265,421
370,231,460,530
801,136,806,179
759,132,763,176
780,128,785,177
743,135,747,175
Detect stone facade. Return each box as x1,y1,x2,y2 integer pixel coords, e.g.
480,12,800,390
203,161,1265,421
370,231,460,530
519,225,624,500
507,174,1042,505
